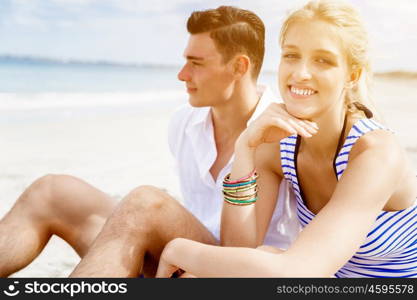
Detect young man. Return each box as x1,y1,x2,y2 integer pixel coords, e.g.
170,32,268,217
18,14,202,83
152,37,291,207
0,6,299,278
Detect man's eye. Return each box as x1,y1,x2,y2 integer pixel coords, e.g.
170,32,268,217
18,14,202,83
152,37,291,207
282,53,298,59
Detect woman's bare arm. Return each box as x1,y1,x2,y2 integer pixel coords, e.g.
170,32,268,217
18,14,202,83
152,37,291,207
220,103,318,247
158,131,407,277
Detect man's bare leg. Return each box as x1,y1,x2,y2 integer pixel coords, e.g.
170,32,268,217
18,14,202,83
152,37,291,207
0,174,116,277
70,185,217,278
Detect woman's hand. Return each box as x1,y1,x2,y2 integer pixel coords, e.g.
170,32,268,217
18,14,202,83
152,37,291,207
178,272,197,278
156,259,178,278
156,249,181,278
240,103,318,149
156,238,191,278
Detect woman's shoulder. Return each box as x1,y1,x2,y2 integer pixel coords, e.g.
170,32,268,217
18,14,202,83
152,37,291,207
349,118,403,164
347,118,416,211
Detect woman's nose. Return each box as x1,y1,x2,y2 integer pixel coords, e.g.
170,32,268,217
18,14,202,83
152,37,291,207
293,61,312,82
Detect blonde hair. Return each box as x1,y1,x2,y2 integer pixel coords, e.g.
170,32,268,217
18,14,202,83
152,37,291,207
279,0,380,120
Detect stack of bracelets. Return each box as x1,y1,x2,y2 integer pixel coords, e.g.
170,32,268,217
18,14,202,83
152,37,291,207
222,169,258,206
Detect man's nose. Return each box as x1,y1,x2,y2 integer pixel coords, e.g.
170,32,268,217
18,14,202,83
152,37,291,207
177,64,190,82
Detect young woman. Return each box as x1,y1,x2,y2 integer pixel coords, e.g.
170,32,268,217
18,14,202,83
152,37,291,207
156,0,417,278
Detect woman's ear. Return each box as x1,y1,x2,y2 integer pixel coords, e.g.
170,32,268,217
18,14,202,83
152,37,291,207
232,55,250,78
346,66,362,89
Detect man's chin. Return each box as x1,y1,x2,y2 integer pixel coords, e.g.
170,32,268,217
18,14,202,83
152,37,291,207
188,97,206,108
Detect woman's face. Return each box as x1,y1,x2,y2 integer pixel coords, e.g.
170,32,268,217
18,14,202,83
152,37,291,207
278,20,351,120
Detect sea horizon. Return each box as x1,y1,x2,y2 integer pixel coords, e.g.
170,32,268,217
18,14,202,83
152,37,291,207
2,54,416,76
1,54,416,95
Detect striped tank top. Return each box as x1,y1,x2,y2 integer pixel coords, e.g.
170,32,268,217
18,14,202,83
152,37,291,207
280,118,417,277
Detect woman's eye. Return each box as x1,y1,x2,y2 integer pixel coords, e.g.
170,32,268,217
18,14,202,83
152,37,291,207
316,58,331,65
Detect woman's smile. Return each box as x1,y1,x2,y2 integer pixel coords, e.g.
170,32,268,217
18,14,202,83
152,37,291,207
288,85,318,99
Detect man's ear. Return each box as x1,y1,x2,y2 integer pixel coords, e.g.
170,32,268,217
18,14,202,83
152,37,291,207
232,55,250,78
346,66,362,89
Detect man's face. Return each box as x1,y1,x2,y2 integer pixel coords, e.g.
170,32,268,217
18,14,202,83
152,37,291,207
178,32,235,107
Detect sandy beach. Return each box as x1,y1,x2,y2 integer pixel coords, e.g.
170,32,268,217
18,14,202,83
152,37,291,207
1,75,417,277
1,92,184,277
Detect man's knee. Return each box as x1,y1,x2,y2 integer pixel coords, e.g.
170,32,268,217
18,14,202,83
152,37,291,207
19,174,56,206
122,185,170,212
113,185,172,230
18,174,74,215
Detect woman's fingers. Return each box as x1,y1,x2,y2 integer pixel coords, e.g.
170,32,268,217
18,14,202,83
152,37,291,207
305,120,319,130
269,103,319,134
287,119,314,138
297,119,319,135
245,104,320,147
179,272,197,278
269,115,318,138
272,117,298,136
156,259,179,278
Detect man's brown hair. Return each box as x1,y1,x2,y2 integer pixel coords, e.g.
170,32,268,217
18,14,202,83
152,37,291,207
187,6,265,80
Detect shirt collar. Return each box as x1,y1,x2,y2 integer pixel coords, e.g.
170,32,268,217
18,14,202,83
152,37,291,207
189,106,211,128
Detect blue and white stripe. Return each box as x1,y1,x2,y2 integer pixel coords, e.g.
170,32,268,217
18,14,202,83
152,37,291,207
280,118,417,278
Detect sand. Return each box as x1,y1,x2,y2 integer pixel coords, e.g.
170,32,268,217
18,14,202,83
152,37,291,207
1,101,182,277
1,76,416,277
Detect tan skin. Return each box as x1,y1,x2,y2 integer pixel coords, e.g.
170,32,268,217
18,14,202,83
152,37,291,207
69,32,262,277
210,125,244,181
178,32,259,182
156,20,416,278
0,32,265,278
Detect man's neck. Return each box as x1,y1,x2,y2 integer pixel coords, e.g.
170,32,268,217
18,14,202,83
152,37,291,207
211,81,260,140
207,80,260,181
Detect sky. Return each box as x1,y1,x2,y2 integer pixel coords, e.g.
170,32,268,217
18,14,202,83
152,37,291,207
0,0,416,72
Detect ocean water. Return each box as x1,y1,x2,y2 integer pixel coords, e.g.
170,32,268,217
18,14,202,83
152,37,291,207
0,58,185,123
0,57,278,93
0,57,279,124
0,57,184,93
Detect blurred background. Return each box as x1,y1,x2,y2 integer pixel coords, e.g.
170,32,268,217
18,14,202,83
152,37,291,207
1,0,416,93
0,0,416,277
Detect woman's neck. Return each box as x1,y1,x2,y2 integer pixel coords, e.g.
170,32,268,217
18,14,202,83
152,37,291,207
300,108,348,161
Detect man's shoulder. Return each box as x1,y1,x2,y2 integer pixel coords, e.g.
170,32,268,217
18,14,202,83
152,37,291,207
168,104,209,156
169,104,199,130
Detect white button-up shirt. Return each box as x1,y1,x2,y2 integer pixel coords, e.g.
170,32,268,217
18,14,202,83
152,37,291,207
168,85,300,249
